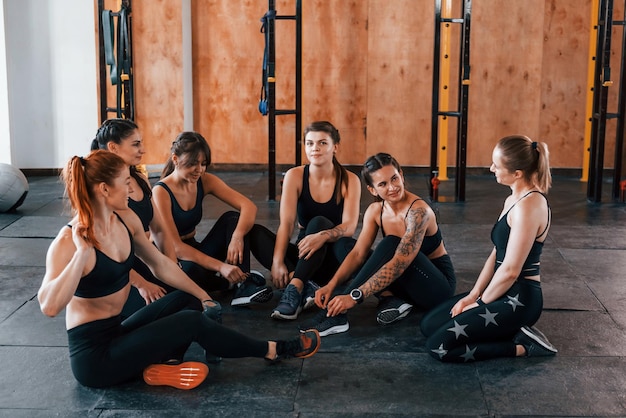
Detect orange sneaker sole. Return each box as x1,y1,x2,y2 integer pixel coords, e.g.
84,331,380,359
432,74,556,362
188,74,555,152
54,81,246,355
143,361,209,390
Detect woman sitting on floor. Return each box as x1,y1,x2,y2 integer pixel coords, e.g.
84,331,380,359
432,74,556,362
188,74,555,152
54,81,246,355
152,132,272,307
37,150,320,389
305,152,457,336
420,135,557,362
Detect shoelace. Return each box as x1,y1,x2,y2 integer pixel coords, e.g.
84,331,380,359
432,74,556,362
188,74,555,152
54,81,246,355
281,286,301,306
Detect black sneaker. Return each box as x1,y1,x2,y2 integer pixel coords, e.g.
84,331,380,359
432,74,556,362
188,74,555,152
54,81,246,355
301,281,320,310
299,309,349,337
273,329,321,361
376,295,413,325
202,300,222,324
231,270,273,306
514,325,558,357
271,284,303,320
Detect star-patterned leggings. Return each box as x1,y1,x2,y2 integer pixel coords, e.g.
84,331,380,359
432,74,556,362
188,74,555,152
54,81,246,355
420,278,543,362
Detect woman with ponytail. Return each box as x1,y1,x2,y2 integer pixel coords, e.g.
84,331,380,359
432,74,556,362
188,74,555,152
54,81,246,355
37,150,321,389
91,119,180,317
249,121,361,320
421,135,558,362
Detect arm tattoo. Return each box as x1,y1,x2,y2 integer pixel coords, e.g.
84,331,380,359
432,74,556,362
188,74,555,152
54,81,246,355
362,207,428,297
321,225,347,242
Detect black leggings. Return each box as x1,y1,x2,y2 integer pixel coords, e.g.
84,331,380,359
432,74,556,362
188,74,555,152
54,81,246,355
249,216,356,287
342,235,456,309
180,211,248,291
420,278,543,363
68,290,268,388
121,256,179,319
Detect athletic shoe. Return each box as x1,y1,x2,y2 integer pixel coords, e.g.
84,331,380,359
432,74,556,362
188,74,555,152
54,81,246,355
299,309,349,337
143,361,209,390
301,281,320,310
271,284,302,320
273,329,321,361
204,348,222,364
231,270,273,306
202,300,222,324
514,325,558,357
376,295,413,325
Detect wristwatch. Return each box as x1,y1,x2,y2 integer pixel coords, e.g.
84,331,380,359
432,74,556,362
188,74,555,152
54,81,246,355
350,288,364,304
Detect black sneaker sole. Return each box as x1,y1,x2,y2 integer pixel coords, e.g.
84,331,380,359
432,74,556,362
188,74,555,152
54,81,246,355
521,326,558,353
317,322,349,337
270,305,302,320
231,287,273,306
376,303,413,325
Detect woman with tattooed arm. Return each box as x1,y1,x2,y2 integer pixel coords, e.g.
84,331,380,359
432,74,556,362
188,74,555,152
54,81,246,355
301,153,456,336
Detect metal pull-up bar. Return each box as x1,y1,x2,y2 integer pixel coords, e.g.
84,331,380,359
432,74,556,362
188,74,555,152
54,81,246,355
587,0,626,202
97,0,135,122
260,0,302,201
431,0,472,202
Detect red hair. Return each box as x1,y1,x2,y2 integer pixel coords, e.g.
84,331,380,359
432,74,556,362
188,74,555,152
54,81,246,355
61,150,127,248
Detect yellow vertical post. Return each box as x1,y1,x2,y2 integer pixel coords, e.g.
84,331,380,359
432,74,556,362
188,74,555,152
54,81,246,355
437,0,452,181
582,0,599,182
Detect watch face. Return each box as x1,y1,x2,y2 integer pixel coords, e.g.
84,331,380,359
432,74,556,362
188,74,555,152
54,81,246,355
351,289,362,301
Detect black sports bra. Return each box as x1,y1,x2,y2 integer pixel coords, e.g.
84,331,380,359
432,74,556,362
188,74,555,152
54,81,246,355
72,213,133,298
380,198,443,256
128,191,153,232
154,181,204,237
296,165,344,231
491,191,551,278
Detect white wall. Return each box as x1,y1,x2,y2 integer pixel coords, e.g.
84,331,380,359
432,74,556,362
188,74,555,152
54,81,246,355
2,0,97,169
0,0,11,164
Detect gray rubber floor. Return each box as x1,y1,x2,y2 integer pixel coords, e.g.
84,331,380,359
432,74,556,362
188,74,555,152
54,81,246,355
1,171,625,417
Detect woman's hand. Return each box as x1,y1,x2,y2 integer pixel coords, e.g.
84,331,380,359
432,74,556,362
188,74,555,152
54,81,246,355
226,236,244,265
315,284,334,309
219,263,247,285
270,262,291,289
136,280,167,304
71,222,92,253
326,294,356,317
297,232,326,260
450,294,477,317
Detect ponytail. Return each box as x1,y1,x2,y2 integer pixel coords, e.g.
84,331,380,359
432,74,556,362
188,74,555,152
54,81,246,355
62,156,98,248
534,141,552,194
61,150,127,249
497,135,552,194
332,157,349,205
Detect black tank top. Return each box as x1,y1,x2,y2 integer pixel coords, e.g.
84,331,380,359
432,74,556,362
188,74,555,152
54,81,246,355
380,198,442,256
296,165,344,230
128,191,153,232
73,213,134,298
491,191,550,278
154,180,204,236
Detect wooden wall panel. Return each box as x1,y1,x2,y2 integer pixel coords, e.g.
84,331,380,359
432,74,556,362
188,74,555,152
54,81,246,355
114,0,624,172
302,0,368,166
192,1,269,165
366,0,434,167
133,0,185,165
467,0,545,167
539,0,590,169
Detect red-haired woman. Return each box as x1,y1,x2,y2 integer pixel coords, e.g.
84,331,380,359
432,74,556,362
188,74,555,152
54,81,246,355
37,150,320,389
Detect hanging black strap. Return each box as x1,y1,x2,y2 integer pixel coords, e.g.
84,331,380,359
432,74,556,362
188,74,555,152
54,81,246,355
101,10,118,85
258,10,275,115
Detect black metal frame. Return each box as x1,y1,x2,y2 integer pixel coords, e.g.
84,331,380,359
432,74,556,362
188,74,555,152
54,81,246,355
431,0,472,202
96,0,134,122
263,0,302,201
588,0,626,202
